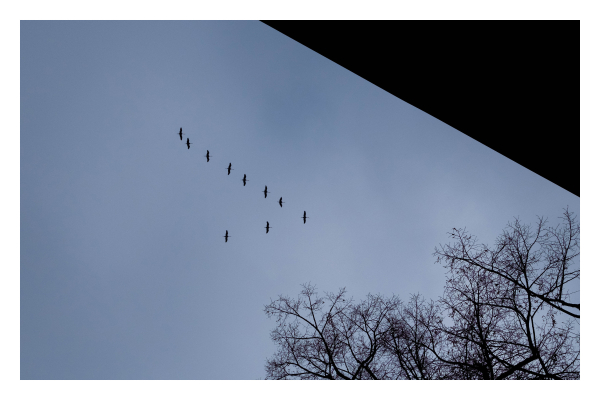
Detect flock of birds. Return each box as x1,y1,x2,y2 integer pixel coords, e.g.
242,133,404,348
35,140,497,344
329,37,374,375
177,128,309,242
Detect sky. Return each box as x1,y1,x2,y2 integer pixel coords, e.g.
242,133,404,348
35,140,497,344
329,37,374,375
20,20,580,380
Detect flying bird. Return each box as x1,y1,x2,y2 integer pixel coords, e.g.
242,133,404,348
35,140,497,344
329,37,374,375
265,221,271,234
263,186,270,198
242,174,249,186
186,138,192,149
223,230,230,243
226,163,234,175
205,150,210,162
178,127,184,140
279,197,285,207
302,211,309,224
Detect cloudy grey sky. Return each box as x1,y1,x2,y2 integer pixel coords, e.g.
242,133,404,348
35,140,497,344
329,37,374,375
20,20,579,379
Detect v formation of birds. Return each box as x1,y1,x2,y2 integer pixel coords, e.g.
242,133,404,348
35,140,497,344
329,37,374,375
177,127,309,242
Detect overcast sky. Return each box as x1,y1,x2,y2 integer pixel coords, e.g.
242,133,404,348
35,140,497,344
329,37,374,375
20,20,579,379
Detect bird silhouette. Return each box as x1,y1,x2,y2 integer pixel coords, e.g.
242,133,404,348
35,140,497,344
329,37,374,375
205,150,210,162
242,174,249,186
263,186,271,198
223,230,230,243
186,138,192,149
226,163,234,175
302,211,309,224
265,221,271,234
178,127,184,140
279,197,285,207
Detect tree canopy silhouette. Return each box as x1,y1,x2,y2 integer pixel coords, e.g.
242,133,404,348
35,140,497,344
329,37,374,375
264,210,579,379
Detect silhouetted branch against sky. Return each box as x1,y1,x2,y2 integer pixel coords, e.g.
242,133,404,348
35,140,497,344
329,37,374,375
265,211,580,379
434,208,580,318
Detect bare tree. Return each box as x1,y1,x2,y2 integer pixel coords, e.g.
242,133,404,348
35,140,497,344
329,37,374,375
264,284,402,379
432,209,580,379
265,210,579,380
383,294,449,379
264,285,450,380
434,208,579,319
